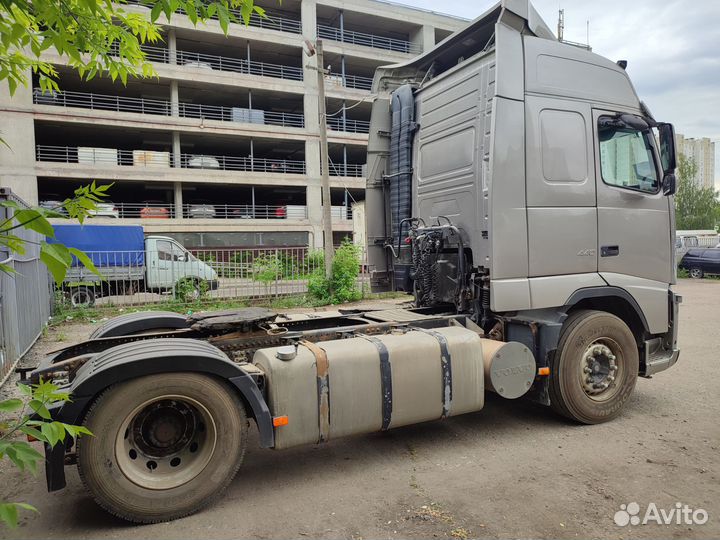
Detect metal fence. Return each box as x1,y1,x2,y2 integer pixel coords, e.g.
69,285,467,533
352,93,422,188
35,145,307,174
317,24,420,54
57,246,367,308
327,117,370,133
125,0,303,34
33,88,306,129
0,189,52,384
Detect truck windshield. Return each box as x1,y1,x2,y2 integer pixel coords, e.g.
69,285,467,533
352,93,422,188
598,124,659,194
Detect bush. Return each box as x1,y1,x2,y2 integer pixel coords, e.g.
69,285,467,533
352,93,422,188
308,239,362,304
174,277,209,303
251,253,282,288
304,249,325,275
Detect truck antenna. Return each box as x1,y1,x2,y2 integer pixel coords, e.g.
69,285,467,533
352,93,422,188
557,8,564,41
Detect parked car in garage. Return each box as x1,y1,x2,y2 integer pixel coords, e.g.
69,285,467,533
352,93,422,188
39,199,68,216
139,202,171,219
183,60,214,70
88,202,120,218
187,155,221,169
679,248,720,278
187,201,216,219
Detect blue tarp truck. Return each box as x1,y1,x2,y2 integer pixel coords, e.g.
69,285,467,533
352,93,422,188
51,224,218,305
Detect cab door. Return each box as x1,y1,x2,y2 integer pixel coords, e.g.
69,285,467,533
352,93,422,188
593,110,673,283
525,95,597,277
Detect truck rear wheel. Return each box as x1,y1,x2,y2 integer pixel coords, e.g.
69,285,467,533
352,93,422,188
549,310,638,424
77,373,248,523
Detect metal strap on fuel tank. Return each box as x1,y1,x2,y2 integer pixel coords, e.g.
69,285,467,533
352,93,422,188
358,334,393,430
413,327,453,418
300,340,330,443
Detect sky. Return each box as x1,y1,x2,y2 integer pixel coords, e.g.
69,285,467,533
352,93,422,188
391,0,720,189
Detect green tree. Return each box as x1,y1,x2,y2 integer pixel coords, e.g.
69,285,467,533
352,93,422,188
675,154,719,230
0,0,264,95
0,0,266,528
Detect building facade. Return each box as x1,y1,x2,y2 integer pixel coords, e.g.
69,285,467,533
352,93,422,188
675,134,716,189
0,0,465,248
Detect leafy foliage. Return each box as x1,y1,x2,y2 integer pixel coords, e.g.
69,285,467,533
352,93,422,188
0,0,264,95
174,276,209,302
308,239,363,304
0,381,92,528
251,253,282,285
675,154,719,230
0,182,112,284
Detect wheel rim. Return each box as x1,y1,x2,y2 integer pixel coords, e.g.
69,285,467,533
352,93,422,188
114,395,217,490
578,339,625,402
690,268,702,278
71,289,91,306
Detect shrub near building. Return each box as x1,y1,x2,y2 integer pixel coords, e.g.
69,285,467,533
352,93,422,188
308,240,363,304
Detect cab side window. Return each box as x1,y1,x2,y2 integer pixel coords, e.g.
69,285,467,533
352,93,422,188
157,240,173,261
598,119,659,193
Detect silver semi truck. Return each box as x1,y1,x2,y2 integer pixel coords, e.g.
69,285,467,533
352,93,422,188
27,0,680,523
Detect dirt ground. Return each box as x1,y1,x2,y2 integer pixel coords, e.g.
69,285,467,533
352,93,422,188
1,280,718,539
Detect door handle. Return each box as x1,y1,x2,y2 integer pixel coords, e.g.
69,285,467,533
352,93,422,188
601,245,620,257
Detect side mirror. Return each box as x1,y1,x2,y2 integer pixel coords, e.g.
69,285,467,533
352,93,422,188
662,173,676,196
175,254,186,262
658,122,677,173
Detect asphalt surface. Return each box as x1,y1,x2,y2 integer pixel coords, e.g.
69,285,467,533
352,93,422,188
1,279,718,539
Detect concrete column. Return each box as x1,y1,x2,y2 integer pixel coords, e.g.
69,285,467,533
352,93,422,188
0,71,38,204
168,28,177,65
173,181,183,219
170,80,179,117
301,0,323,248
305,138,323,249
172,131,181,168
411,24,435,53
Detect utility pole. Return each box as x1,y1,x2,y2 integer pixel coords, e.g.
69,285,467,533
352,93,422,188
305,38,334,280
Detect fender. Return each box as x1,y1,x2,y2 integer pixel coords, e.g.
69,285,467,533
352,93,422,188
564,286,651,334
89,310,190,339
45,338,273,491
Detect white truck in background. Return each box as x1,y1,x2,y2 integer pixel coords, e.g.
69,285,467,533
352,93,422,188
52,224,218,305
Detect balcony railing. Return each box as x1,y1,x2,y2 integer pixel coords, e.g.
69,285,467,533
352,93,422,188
35,145,307,174
327,163,365,177
327,117,370,134
317,24,420,54
33,88,306,129
182,204,308,220
115,202,175,219
125,0,302,34
132,45,304,82
339,74,373,91
34,88,171,115
179,103,304,127
180,153,306,174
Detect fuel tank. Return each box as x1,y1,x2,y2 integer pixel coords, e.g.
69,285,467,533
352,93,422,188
253,326,485,450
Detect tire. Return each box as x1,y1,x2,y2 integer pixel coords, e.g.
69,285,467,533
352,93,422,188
77,373,248,523
70,286,95,307
89,311,190,339
689,267,704,279
549,310,639,424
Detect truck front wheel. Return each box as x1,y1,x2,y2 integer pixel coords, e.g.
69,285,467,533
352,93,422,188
77,373,248,523
549,310,638,424
69,286,95,307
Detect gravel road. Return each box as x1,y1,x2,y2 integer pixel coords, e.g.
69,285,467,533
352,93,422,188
1,280,718,539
